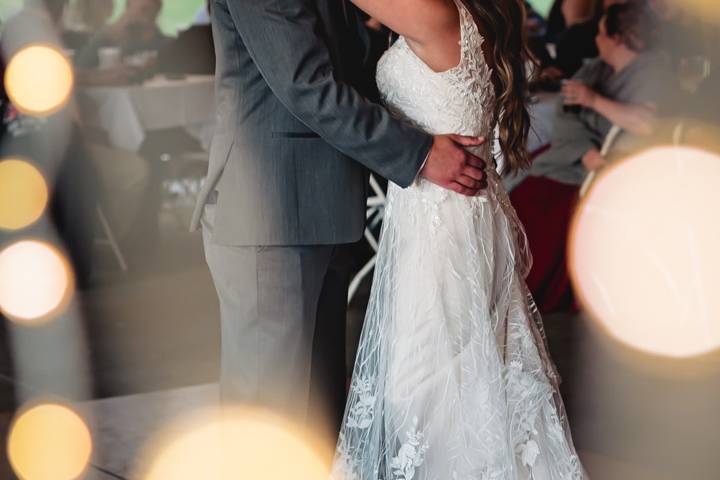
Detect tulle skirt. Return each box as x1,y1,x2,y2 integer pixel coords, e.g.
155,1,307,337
331,172,585,480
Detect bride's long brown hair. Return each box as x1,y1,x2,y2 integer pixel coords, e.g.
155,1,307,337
459,0,534,173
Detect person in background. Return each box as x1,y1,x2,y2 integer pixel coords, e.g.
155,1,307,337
76,0,169,69
530,0,602,90
62,0,114,51
545,0,569,43
506,1,672,312
1,0,99,287
545,0,602,79
561,0,598,25
537,0,643,90
559,1,667,173
74,0,114,31
524,1,548,37
6,0,152,266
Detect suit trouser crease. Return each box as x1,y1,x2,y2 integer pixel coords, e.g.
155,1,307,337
201,204,346,434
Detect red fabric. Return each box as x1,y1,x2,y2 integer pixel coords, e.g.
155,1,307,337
510,175,579,314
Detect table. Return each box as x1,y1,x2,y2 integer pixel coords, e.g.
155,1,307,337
84,74,215,153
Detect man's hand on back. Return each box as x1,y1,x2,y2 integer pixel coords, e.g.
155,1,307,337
420,134,488,196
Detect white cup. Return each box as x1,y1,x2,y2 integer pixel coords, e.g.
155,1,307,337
98,46,122,70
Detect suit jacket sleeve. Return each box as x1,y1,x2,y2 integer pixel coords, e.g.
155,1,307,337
226,0,433,188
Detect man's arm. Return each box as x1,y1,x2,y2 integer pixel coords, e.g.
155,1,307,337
226,0,486,192
562,80,657,136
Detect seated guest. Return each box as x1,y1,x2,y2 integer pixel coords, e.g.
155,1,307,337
62,0,114,50
545,0,569,43
560,0,599,29
524,1,548,37
526,0,568,69
4,0,152,263
506,2,672,312
64,0,113,33
76,0,170,69
536,0,633,87
75,0,114,30
547,0,602,79
531,0,601,91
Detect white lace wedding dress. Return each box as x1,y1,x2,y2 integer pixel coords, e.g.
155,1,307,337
331,4,585,479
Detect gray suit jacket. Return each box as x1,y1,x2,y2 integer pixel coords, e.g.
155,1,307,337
190,0,433,246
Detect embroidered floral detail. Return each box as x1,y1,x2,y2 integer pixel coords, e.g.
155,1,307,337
390,417,429,479
346,376,376,429
481,466,509,480
331,432,358,480
518,439,541,467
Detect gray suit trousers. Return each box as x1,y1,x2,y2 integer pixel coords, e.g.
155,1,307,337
201,204,347,441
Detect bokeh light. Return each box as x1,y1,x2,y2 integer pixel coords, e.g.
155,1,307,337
141,408,329,480
0,159,48,230
673,0,720,25
569,146,720,358
0,240,73,323
7,403,92,480
4,44,74,116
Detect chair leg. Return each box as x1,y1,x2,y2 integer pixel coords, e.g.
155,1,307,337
96,205,128,272
348,174,386,303
348,254,378,304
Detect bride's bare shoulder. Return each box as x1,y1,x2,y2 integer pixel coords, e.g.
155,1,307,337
351,0,461,71
351,0,459,45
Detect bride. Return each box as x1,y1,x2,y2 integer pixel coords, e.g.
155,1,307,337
331,1,585,479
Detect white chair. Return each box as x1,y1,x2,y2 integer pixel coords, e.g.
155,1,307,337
347,174,386,303
95,205,128,272
579,124,623,198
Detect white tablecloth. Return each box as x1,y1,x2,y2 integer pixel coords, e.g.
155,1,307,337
85,75,215,153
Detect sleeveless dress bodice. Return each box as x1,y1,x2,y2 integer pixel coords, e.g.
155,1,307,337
376,6,494,139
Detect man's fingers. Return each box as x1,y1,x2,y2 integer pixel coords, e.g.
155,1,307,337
465,154,487,170
450,182,482,197
461,164,485,181
449,134,486,147
460,175,487,190
450,182,474,196
454,175,483,190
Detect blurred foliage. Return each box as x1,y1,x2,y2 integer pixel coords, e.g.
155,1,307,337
528,0,555,18
111,0,205,36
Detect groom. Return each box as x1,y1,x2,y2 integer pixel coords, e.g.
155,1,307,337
190,0,487,443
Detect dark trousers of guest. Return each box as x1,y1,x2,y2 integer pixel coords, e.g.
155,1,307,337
201,203,348,460
510,175,579,313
